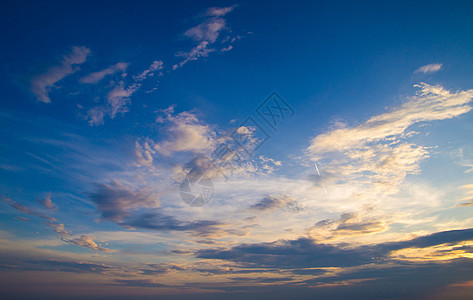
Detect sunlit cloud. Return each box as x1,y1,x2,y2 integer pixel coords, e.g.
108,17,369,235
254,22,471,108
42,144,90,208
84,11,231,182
414,63,443,74
80,62,129,84
30,46,90,103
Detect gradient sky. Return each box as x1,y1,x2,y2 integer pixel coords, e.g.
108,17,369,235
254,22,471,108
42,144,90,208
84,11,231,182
2,1,473,299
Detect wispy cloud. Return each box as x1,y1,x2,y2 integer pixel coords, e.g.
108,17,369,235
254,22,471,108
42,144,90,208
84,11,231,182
30,46,90,103
414,63,443,74
80,62,129,84
42,194,56,211
249,194,304,213
88,180,158,222
173,5,238,70
85,60,164,125
153,106,216,156
3,196,115,252
205,5,238,17
307,83,473,197
197,228,473,268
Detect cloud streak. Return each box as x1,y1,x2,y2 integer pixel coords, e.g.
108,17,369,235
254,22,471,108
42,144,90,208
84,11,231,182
80,62,129,84
30,46,90,103
173,5,238,70
415,63,443,74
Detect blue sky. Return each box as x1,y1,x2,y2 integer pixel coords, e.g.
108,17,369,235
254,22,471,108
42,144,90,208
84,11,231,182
2,1,473,299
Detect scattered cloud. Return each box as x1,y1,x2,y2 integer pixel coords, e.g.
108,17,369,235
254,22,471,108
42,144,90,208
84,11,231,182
30,46,90,103
173,5,238,70
80,62,129,84
61,235,116,253
153,106,216,156
42,194,56,210
123,209,223,235
2,196,115,252
197,228,473,269
307,83,473,197
415,63,443,74
249,194,304,213
458,184,473,206
133,60,164,82
88,180,158,222
205,5,238,17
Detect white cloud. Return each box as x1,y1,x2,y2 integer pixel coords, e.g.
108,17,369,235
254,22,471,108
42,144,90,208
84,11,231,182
86,81,140,125
133,60,164,82
205,5,237,17
153,107,216,156
84,60,163,125
307,83,473,197
30,46,90,103
308,83,473,155
80,62,129,84
415,63,443,74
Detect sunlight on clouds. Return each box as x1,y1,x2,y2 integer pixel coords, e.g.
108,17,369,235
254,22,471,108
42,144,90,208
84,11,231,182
30,46,90,103
80,62,129,84
307,83,473,200
414,63,443,74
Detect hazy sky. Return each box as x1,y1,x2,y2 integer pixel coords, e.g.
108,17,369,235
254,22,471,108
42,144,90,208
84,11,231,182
2,1,473,299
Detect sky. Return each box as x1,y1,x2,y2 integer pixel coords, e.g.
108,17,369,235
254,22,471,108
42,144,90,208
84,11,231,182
2,0,473,299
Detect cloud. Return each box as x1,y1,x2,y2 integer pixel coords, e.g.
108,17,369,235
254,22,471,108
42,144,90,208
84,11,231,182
3,196,55,222
106,82,139,117
311,208,388,240
153,107,216,156
122,209,223,236
86,81,140,125
3,196,115,252
307,83,473,197
61,235,116,253
42,194,56,210
30,46,90,103
5,259,114,274
112,279,169,288
205,5,237,17
80,62,129,84
196,228,473,269
88,180,158,222
197,237,374,268
184,18,226,43
173,41,214,70
173,6,238,69
84,60,163,125
415,63,443,74
133,60,164,82
249,195,304,213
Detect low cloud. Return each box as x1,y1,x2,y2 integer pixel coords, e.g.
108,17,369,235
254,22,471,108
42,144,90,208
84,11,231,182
311,208,388,240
